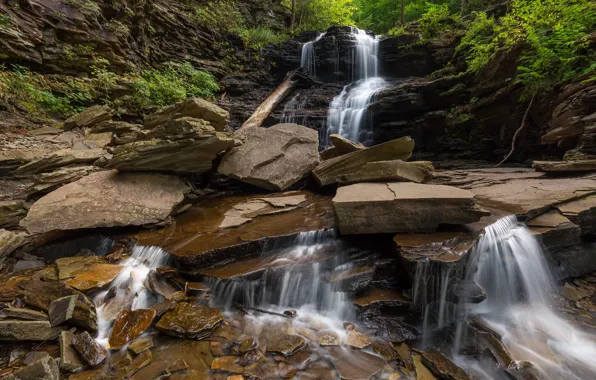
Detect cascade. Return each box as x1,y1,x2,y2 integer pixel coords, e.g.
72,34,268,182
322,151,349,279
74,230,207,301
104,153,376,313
280,91,307,125
300,32,327,76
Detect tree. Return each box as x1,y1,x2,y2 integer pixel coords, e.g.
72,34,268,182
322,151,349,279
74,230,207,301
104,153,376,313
291,0,296,30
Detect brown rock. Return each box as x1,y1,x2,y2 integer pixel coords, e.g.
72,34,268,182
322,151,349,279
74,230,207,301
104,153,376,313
127,336,154,355
0,229,27,265
72,331,108,367
0,200,27,229
219,123,320,191
145,270,178,299
59,330,86,373
533,160,596,172
319,333,340,346
328,346,386,380
421,349,470,380
48,295,78,326
266,334,305,356
144,98,230,131
156,266,177,278
338,160,433,184
64,105,113,130
156,303,223,339
330,134,366,154
413,353,436,380
27,166,100,196
55,257,103,281
15,148,105,175
8,356,59,380
0,308,48,321
345,331,371,349
238,336,257,353
64,264,123,292
279,362,298,378
108,309,156,350
211,355,261,374
20,171,189,234
0,320,64,341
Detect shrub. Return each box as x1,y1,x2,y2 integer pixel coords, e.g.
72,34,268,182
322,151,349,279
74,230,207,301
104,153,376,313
237,27,289,50
418,3,461,39
193,0,245,35
0,13,11,28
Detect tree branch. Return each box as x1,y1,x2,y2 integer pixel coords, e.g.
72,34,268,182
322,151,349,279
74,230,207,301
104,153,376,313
494,93,536,168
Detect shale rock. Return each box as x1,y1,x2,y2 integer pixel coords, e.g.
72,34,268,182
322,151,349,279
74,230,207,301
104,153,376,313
64,264,123,292
330,134,365,154
338,160,433,184
108,118,235,174
55,256,103,281
333,183,488,234
421,349,471,380
144,98,230,131
327,346,386,380
0,308,48,321
72,331,108,367
313,137,415,186
8,356,59,380
108,309,156,350
266,334,306,356
48,295,78,326
0,200,27,229
15,148,105,175
21,171,188,234
127,336,154,355
59,331,85,373
218,123,320,191
0,229,27,265
533,160,596,172
27,166,100,196
0,320,64,341
156,303,223,339
63,105,113,131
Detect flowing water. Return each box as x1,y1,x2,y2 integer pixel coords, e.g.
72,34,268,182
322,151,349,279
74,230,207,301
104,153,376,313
301,32,327,76
280,91,307,125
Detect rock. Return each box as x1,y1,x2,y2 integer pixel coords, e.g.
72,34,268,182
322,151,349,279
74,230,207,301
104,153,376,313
8,356,59,380
319,334,340,346
239,336,257,353
533,160,596,172
266,334,305,356
156,266,178,278
413,353,437,380
72,331,108,367
561,283,588,302
64,105,113,130
327,346,386,380
108,309,156,350
107,118,236,174
211,355,261,374
156,303,223,339
0,320,64,341
330,134,365,154
218,123,320,191
279,362,298,378
421,349,471,380
0,229,27,265
352,288,411,316
27,166,100,196
338,160,433,184
48,295,78,326
55,257,103,281
0,308,48,321
144,270,179,299
345,331,371,349
333,183,489,234
127,336,154,355
21,171,188,234
64,264,123,292
313,137,415,186
0,200,27,229
15,148,105,175
23,351,50,365
13,259,44,272
59,330,85,373
144,98,230,131
17,279,98,331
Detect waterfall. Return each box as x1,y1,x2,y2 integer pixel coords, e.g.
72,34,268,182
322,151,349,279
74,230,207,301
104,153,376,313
325,27,388,145
452,216,596,379
301,32,327,76
280,91,307,125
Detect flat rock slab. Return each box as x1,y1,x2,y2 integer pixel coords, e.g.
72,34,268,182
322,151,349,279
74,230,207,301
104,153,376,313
0,229,27,262
156,303,223,340
333,182,488,234
338,160,433,184
327,346,385,380
533,160,596,172
59,330,86,373
49,295,78,326
421,349,471,380
21,170,189,234
144,98,229,131
72,331,108,367
16,148,105,175
134,191,335,270
0,320,64,340
9,356,59,380
64,264,123,292
0,307,48,321
64,105,113,130
55,256,103,281
219,123,320,191
266,334,306,356
109,309,156,350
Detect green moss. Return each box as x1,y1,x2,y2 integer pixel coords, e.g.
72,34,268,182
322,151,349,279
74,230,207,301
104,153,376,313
0,13,12,28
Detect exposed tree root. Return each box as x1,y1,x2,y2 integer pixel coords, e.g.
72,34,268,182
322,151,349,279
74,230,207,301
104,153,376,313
495,93,536,168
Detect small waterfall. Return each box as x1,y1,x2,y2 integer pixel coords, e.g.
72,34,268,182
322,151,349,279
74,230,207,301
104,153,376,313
452,216,596,379
300,32,327,76
280,92,307,125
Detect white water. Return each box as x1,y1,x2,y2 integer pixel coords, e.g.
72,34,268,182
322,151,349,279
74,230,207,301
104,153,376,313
326,27,388,145
453,216,596,379
280,91,307,125
301,32,327,76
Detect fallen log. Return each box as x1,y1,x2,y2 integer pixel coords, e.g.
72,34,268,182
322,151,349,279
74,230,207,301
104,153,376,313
239,69,307,130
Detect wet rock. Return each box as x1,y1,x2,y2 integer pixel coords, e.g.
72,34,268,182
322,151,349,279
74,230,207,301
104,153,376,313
345,331,371,349
23,351,50,365
371,339,398,361
64,105,113,131
17,279,98,331
313,137,415,186
352,289,411,316
0,308,48,321
334,183,488,234
527,211,582,251
144,98,230,131
145,271,179,299
413,353,437,380
362,316,418,343
21,171,188,234
13,259,44,272
109,309,156,350
0,320,64,340
0,229,27,265
219,123,320,191
55,257,103,281
211,355,261,374
327,265,374,294
107,118,235,174
151,339,213,378
394,343,415,372
157,266,178,278
59,330,85,373
279,362,298,378
338,160,433,184
0,200,27,229
26,166,100,196
319,334,340,346
48,295,78,326
64,264,123,292
449,282,486,303
421,349,471,380
239,336,257,353
533,160,596,172
15,148,105,175
8,356,59,380
156,303,223,339
561,283,588,302
267,334,306,356
330,134,366,154
328,346,386,380
128,336,154,355
557,195,596,236
152,299,178,318
72,331,108,367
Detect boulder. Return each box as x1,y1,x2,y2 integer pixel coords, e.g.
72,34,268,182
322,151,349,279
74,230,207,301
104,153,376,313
0,200,27,229
338,160,433,184
333,183,489,234
330,134,365,154
63,105,113,131
15,149,106,175
107,118,235,174
72,331,108,367
59,331,86,373
21,171,189,234
26,166,101,196
218,123,320,191
155,303,223,339
7,356,59,380
0,229,27,265
0,320,64,341
533,160,596,172
108,309,156,350
48,295,78,326
144,98,229,131
313,137,415,186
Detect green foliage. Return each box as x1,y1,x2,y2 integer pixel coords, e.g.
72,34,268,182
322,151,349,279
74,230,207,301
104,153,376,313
387,24,407,37
418,3,461,39
237,26,289,50
193,0,246,35
458,0,596,94
106,19,130,38
129,62,219,110
0,13,12,28
283,0,355,33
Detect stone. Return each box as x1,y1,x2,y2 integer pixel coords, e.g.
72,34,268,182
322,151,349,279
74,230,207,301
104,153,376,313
21,171,189,234
218,123,320,191
107,118,235,174
0,320,64,340
108,309,156,350
156,303,223,339
313,136,415,186
239,336,257,353
338,160,433,184
64,264,123,292
127,336,154,355
345,331,372,349
144,270,179,299
279,362,298,378
533,160,596,172
561,283,588,302
59,330,85,373
27,166,100,196
0,308,48,321
144,98,230,131
23,351,50,365
8,356,59,380
83,132,113,148
266,334,305,356
328,346,386,380
55,256,103,281
319,334,340,346
17,279,98,331
13,259,44,272
421,349,471,380
330,134,366,154
0,200,27,229
48,295,78,326
15,148,105,175
0,229,27,265
72,331,108,367
413,353,437,380
211,356,261,374
333,183,489,234
63,105,113,130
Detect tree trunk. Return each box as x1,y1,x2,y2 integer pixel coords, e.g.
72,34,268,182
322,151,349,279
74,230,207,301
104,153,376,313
239,71,301,130
290,0,296,30
401,0,405,25
461,0,469,14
